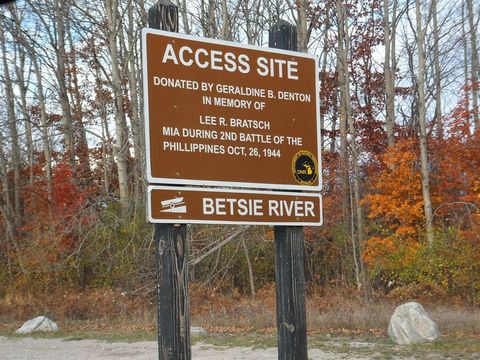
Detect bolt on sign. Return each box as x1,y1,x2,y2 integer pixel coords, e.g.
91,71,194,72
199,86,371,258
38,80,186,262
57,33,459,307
148,186,322,226
142,29,321,191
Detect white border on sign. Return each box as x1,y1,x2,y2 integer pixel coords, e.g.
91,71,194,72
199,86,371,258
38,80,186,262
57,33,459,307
147,185,323,226
142,28,322,192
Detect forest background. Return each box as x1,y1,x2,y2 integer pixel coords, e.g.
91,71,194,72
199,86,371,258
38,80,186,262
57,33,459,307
0,0,479,335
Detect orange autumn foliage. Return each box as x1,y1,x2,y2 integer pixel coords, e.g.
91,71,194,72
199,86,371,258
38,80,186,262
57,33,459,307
361,138,426,273
12,163,95,292
362,100,480,299
363,138,424,241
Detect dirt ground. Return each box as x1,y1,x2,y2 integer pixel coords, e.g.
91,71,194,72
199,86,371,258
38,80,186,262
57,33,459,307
0,336,407,360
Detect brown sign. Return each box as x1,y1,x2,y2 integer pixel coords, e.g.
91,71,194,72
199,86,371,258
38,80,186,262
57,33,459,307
148,186,322,226
143,29,321,191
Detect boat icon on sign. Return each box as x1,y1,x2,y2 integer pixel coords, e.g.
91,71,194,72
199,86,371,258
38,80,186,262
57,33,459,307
160,197,187,213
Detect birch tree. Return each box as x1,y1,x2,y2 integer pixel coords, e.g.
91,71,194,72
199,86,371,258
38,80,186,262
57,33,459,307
415,0,435,247
10,7,53,203
127,0,144,202
105,0,130,208
462,1,470,125
384,0,396,147
65,15,90,177
432,0,442,136
13,41,34,184
466,0,479,130
336,0,363,290
53,0,77,175
297,0,308,52
0,19,22,222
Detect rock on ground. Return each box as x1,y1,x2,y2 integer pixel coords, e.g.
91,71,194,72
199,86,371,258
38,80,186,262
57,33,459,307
191,327,208,336
15,316,59,334
388,302,439,345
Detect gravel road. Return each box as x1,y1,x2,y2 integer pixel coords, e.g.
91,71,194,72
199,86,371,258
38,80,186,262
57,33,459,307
0,336,382,360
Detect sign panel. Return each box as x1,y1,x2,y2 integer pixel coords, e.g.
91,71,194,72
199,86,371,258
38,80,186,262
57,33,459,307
143,29,321,191
148,186,322,226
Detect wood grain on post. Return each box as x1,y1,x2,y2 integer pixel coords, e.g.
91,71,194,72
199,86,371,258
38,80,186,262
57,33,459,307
148,2,190,359
269,20,308,360
148,0,179,32
154,224,190,360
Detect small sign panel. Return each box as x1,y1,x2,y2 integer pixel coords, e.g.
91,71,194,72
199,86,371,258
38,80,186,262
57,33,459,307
148,186,322,226
143,29,321,191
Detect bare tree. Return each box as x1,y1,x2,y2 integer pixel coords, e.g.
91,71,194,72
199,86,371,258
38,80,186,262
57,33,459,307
177,0,191,34
431,0,443,136
13,40,34,184
127,0,144,203
65,15,91,177
10,6,53,203
415,0,435,247
0,19,22,222
384,0,396,147
105,0,131,209
297,0,308,52
466,0,479,130
462,0,470,127
336,0,363,290
53,0,77,175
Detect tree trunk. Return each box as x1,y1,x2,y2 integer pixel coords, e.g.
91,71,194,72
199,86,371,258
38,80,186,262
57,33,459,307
177,0,191,34
14,42,34,185
467,0,480,130
54,0,76,175
92,38,114,196
384,0,395,147
207,0,216,38
10,8,53,203
106,0,130,209
127,0,144,205
220,0,230,40
336,0,351,231
416,0,435,247
0,139,26,274
432,0,443,136
241,238,255,298
336,0,366,291
31,56,54,205
462,0,470,131
349,186,361,289
242,0,253,44
0,23,22,222
297,0,308,52
319,22,330,152
66,16,90,177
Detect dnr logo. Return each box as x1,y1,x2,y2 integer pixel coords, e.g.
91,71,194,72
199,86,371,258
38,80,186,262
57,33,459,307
292,150,318,185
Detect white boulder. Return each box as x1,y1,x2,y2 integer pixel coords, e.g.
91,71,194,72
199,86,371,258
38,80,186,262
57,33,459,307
388,302,439,345
15,316,59,334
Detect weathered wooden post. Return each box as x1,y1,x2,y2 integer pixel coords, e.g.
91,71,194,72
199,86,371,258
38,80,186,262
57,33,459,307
148,2,190,359
269,20,309,360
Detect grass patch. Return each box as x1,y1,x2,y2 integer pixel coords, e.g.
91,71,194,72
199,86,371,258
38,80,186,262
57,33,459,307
0,327,157,343
198,333,277,349
308,335,480,359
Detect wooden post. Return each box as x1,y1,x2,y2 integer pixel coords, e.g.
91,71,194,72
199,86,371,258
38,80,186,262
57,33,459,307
148,2,190,359
154,224,190,360
269,20,308,360
148,0,179,32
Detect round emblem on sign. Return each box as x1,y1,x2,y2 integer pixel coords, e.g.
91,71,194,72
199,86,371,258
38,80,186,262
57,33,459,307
292,150,318,185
